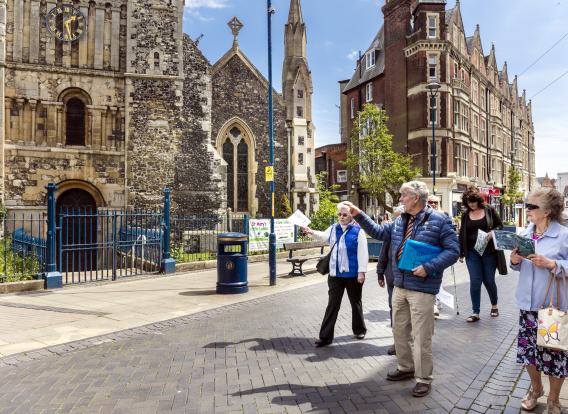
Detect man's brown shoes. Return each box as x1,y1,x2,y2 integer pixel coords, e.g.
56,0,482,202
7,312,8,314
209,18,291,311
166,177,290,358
386,369,415,381
412,382,431,397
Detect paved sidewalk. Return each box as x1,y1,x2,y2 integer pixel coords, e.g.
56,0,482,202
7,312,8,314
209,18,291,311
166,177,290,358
0,258,325,358
0,258,527,413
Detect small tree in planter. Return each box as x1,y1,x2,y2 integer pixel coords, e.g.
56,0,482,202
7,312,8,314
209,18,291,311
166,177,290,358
500,166,524,229
276,194,293,218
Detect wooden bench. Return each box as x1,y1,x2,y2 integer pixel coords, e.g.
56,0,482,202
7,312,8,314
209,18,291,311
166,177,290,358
282,240,328,277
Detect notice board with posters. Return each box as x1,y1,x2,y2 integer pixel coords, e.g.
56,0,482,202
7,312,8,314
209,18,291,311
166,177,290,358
248,219,295,251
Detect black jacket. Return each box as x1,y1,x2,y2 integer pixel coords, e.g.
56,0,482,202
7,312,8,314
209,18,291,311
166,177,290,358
376,239,393,288
459,205,503,258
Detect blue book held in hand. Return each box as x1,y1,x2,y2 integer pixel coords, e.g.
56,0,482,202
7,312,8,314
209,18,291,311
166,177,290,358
397,239,442,275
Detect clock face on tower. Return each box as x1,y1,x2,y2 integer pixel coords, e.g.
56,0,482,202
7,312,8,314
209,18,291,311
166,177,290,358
46,5,87,42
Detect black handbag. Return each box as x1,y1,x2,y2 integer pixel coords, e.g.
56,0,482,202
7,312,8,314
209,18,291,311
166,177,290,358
497,249,508,275
316,227,348,275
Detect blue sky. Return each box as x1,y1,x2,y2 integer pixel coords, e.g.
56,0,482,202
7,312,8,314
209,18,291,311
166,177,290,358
183,0,568,180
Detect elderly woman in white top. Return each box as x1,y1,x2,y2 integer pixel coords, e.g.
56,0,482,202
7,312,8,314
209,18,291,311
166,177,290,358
511,188,568,414
302,202,368,347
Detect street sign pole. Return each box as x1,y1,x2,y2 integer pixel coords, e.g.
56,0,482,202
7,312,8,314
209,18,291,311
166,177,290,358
267,0,276,286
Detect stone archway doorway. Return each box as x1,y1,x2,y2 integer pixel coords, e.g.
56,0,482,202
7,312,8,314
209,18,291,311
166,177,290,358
56,188,98,273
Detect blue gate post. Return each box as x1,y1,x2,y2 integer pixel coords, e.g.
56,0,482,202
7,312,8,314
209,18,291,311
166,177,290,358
44,183,62,288
161,188,176,274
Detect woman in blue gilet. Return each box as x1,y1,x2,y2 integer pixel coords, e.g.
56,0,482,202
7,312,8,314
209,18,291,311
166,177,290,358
302,202,369,347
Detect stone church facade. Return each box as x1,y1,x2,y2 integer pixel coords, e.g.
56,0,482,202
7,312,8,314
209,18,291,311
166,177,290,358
0,0,318,218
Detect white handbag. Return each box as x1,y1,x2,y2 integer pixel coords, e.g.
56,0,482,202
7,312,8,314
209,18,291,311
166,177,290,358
537,265,568,351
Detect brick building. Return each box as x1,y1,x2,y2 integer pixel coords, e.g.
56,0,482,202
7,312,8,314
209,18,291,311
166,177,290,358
341,0,536,217
0,0,318,219
314,143,348,201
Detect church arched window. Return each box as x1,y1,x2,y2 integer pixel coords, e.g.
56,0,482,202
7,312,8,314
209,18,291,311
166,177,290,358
222,126,249,212
65,97,86,146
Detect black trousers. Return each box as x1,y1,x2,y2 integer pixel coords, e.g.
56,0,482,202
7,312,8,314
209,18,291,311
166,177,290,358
319,276,366,341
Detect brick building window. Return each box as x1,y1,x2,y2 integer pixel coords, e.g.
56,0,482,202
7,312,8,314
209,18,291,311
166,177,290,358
454,101,460,129
429,96,437,125
474,153,479,179
454,144,460,176
350,98,355,119
473,114,479,141
337,170,347,183
428,15,437,39
296,106,303,117
428,140,441,174
428,55,437,80
480,89,485,110
481,119,486,144
365,84,373,102
472,79,478,105
461,104,469,133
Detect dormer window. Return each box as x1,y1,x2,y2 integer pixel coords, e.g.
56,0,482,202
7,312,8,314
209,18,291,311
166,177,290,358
365,51,376,70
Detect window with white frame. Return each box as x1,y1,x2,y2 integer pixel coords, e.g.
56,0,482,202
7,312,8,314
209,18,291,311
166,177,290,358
473,114,479,141
429,96,437,125
502,160,506,184
461,104,469,133
491,125,495,147
428,16,437,38
337,170,347,183
480,88,485,110
454,144,460,176
472,79,478,105
481,155,486,181
350,98,354,119
461,145,468,177
365,51,375,70
481,119,486,144
454,62,458,79
428,55,437,80
365,83,373,102
454,101,460,129
491,158,496,182
428,139,442,175
497,127,501,149
474,152,479,179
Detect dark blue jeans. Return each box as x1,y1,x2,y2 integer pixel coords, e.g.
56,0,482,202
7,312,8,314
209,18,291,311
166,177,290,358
465,248,498,314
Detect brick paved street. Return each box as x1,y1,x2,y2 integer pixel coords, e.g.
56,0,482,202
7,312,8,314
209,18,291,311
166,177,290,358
0,260,526,413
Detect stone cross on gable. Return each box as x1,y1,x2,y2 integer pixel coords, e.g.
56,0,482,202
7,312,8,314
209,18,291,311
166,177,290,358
228,16,243,42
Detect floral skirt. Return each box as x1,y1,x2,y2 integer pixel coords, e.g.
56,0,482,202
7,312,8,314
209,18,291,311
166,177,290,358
517,310,568,378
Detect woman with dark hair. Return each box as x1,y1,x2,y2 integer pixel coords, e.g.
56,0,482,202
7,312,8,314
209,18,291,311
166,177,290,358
458,186,503,323
512,187,568,414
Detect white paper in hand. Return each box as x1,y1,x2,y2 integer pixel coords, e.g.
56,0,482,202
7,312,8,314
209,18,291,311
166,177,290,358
436,287,454,309
287,210,311,227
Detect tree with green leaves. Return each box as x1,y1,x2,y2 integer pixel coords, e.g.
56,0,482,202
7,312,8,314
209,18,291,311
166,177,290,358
500,166,524,224
276,194,293,217
341,103,418,213
309,172,340,231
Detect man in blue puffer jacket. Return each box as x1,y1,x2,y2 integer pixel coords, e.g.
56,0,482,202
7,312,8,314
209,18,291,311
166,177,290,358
345,181,459,398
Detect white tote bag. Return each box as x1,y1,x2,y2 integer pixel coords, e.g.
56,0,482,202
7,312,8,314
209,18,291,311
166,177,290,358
537,265,568,351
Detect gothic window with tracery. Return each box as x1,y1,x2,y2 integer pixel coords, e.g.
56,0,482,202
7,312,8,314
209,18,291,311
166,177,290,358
222,126,249,212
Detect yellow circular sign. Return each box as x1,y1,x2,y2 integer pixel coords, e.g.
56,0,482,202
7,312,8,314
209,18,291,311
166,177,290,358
226,261,234,270
46,5,87,42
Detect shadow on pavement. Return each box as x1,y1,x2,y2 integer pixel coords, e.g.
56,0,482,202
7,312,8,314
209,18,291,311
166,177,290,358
202,336,394,361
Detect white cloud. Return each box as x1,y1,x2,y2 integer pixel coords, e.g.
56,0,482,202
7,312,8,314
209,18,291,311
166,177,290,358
325,40,333,48
185,0,229,8
185,9,215,21
347,50,358,60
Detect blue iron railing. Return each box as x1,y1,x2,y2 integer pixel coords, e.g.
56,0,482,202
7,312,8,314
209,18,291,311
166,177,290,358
1,212,46,282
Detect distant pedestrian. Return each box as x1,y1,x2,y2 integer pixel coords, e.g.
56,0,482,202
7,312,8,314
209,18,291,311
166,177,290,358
301,202,369,347
344,181,459,398
512,188,568,414
458,186,502,323
427,195,443,316
376,205,404,356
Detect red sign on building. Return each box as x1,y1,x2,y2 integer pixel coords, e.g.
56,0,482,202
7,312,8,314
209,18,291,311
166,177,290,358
489,189,500,196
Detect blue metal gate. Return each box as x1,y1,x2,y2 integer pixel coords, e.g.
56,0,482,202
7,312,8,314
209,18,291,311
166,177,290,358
58,208,163,284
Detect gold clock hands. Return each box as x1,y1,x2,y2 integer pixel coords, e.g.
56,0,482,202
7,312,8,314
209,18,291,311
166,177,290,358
64,15,76,39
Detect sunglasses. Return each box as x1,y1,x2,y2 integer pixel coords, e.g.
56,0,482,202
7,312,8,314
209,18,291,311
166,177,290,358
526,204,540,211
337,213,350,217
428,201,439,205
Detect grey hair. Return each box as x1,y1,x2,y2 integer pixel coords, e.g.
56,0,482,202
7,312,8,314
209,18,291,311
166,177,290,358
336,202,351,214
400,181,429,205
528,187,565,225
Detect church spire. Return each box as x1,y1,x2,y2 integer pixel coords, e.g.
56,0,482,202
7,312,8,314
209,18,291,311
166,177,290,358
287,0,303,24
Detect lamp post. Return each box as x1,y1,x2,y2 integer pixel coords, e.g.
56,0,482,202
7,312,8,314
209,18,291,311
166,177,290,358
509,150,515,167
426,82,441,195
267,0,276,286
